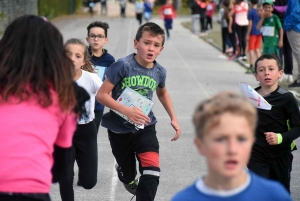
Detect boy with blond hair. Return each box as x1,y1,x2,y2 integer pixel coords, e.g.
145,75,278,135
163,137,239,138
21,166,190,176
96,22,181,201
172,91,291,201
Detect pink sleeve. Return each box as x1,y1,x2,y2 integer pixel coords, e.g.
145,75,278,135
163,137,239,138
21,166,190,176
55,112,77,148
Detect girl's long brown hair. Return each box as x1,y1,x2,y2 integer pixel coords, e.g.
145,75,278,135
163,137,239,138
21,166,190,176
0,15,77,112
64,38,95,73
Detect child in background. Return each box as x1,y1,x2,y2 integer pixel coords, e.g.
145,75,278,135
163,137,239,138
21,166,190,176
96,22,181,201
119,0,126,18
0,15,79,201
158,0,177,39
135,0,144,25
223,0,237,60
190,0,201,36
206,0,216,31
144,0,154,22
248,54,300,193
217,0,231,59
245,0,262,74
257,0,283,56
229,0,249,60
199,0,208,36
86,21,115,133
59,39,102,201
171,91,292,201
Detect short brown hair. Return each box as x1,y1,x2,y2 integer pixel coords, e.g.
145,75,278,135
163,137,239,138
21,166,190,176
193,91,257,139
135,22,165,46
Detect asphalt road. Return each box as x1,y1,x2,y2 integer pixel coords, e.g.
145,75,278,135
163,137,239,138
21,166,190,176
50,15,300,201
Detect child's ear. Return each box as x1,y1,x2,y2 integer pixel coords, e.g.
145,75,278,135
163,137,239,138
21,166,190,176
278,69,283,79
194,137,205,156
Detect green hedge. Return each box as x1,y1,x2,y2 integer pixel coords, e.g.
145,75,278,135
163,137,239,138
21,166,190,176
38,0,83,19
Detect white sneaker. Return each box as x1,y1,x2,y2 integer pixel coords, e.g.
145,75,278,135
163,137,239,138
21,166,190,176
218,54,227,59
288,75,294,83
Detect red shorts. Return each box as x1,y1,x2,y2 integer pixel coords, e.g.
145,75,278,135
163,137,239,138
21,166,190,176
248,35,262,50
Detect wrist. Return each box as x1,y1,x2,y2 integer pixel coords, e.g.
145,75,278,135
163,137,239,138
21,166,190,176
276,133,283,144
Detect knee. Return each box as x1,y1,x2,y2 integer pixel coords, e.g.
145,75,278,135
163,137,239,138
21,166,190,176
81,179,97,189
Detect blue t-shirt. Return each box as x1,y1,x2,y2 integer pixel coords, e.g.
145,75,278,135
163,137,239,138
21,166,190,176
248,8,261,35
90,49,115,111
171,172,292,201
101,53,166,133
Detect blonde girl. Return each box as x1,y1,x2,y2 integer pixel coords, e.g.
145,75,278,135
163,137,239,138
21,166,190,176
59,38,102,201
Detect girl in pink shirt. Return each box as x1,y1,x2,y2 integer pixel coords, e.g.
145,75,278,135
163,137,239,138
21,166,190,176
228,0,249,60
0,15,81,201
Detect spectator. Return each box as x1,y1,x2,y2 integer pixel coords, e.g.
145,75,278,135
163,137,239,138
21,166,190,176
284,0,300,88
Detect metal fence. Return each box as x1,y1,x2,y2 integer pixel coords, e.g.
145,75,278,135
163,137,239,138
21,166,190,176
0,0,38,34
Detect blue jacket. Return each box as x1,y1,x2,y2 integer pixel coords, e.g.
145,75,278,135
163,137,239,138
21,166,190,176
90,48,115,111
284,0,300,32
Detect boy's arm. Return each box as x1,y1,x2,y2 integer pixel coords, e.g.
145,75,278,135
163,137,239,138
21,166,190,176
96,79,150,125
265,95,300,145
156,87,181,141
278,28,283,47
246,20,252,41
256,16,264,30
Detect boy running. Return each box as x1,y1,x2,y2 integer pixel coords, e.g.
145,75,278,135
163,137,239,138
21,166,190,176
172,91,291,201
248,54,300,192
257,0,283,56
86,21,115,133
96,22,181,201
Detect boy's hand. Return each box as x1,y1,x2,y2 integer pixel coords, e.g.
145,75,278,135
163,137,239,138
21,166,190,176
278,40,283,48
171,120,181,141
124,107,150,126
264,132,278,145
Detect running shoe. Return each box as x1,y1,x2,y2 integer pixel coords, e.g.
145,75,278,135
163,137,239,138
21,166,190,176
228,54,237,60
245,68,254,74
288,75,294,83
288,80,300,88
115,164,139,195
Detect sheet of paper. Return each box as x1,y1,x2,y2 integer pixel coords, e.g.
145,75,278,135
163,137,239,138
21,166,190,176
111,87,154,129
239,82,272,110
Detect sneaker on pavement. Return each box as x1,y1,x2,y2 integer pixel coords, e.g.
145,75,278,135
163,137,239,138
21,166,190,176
288,75,294,83
228,54,236,61
288,80,300,88
225,47,233,53
115,164,139,195
218,54,227,59
242,55,247,61
245,68,254,74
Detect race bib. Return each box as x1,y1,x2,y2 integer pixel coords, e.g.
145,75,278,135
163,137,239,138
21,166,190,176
164,8,172,15
261,26,274,36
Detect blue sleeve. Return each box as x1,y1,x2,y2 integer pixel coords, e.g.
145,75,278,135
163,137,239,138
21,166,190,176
248,9,253,21
105,59,126,86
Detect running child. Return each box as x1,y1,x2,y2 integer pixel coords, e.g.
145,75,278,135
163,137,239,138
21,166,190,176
144,0,154,22
257,0,283,56
245,0,262,74
158,0,177,39
135,0,144,25
248,54,300,193
96,22,181,201
0,15,79,201
59,39,102,201
172,91,292,201
86,21,115,133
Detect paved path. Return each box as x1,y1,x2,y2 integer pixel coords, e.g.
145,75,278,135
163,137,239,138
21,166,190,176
51,16,300,201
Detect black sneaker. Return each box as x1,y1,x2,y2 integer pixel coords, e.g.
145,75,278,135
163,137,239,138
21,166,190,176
115,164,139,195
288,80,300,88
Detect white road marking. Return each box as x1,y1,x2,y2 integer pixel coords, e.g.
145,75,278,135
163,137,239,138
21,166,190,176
169,40,210,98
